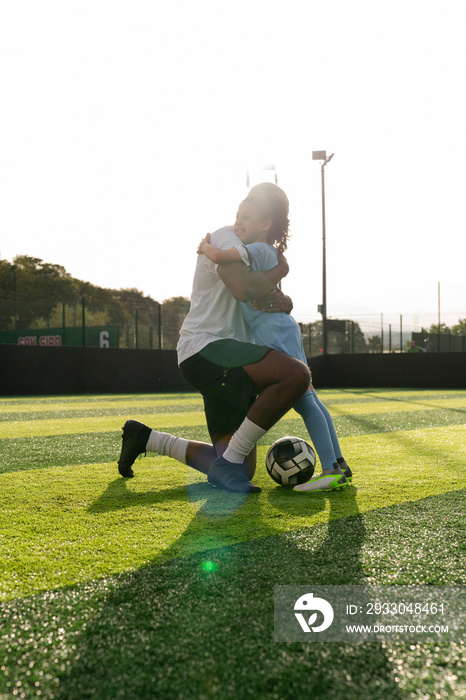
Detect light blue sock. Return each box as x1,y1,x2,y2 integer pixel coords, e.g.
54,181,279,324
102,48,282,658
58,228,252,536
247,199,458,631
311,390,343,460
293,390,336,470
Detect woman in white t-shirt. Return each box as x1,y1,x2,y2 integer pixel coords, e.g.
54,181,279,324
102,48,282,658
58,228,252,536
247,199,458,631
118,185,312,494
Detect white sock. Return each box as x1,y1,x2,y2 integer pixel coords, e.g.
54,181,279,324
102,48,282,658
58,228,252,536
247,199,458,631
145,430,189,465
222,417,267,464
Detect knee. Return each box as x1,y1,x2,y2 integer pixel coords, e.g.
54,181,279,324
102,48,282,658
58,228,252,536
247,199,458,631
288,359,311,393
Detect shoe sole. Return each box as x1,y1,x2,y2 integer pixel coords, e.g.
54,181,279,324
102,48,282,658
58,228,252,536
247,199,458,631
294,477,347,492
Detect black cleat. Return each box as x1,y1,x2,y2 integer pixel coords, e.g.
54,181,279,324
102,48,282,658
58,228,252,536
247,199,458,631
207,456,261,493
118,420,151,477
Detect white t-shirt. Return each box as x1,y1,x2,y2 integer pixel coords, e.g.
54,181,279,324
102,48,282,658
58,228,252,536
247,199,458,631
176,226,252,364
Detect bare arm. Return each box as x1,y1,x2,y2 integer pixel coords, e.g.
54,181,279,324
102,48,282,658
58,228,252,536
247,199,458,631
252,287,293,313
197,235,242,265
217,253,289,303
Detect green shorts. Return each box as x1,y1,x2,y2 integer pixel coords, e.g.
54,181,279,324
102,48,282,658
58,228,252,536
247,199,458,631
179,339,270,444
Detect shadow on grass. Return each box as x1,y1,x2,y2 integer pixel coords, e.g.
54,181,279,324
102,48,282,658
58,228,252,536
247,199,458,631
88,477,193,513
47,479,405,700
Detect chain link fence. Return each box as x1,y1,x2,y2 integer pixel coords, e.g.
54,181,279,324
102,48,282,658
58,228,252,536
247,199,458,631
0,292,189,350
1,259,464,352
1,293,465,353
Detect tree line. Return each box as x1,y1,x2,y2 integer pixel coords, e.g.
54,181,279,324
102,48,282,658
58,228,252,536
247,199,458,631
0,255,190,349
2,255,464,352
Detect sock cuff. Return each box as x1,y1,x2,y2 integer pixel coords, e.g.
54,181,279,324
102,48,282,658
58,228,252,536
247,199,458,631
146,430,189,465
243,417,267,437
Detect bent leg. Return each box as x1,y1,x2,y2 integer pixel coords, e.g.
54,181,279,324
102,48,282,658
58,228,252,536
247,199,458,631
243,350,310,430
220,351,310,467
187,437,257,477
185,440,217,475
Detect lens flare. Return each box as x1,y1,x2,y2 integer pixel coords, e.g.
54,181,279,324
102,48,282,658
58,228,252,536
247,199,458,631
202,560,219,573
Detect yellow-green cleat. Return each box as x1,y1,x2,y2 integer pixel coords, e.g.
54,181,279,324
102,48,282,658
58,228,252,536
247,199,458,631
293,466,347,492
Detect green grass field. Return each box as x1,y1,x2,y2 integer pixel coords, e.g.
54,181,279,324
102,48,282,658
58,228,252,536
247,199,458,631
1,389,465,699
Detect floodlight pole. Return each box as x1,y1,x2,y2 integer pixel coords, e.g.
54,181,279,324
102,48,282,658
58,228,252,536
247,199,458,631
312,151,334,354
320,159,328,355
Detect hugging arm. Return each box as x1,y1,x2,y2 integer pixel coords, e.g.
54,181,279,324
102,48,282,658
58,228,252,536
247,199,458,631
253,288,293,313
217,254,289,303
197,233,243,265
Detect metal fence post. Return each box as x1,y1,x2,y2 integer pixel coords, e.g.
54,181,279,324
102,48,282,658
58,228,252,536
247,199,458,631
158,303,162,349
46,274,50,329
13,266,17,329
82,297,86,347
62,303,66,347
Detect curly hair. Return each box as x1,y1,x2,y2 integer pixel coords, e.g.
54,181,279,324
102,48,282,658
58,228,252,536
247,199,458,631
243,182,290,253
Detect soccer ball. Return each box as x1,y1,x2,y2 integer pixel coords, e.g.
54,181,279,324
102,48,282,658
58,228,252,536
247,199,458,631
266,436,316,487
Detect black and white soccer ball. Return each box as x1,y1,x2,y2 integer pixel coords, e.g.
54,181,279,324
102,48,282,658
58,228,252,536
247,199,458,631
266,436,316,487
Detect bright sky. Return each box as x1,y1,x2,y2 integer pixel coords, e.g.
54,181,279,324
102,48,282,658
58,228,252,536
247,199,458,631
1,0,465,332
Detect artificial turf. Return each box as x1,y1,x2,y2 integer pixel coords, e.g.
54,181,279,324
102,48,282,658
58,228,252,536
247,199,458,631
0,389,465,699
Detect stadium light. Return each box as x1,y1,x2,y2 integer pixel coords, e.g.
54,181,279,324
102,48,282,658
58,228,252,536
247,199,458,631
312,150,334,355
